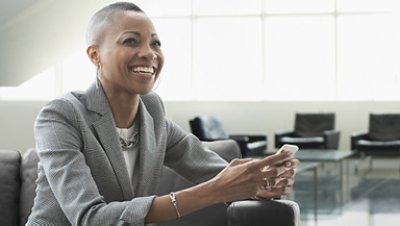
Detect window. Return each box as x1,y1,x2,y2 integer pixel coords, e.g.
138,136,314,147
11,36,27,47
0,66,57,101
4,0,398,101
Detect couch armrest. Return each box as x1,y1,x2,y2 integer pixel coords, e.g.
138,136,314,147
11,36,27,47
275,130,295,148
323,130,340,149
227,199,300,226
229,135,268,157
351,131,369,150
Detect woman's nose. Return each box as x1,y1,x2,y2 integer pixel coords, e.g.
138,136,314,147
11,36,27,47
138,45,157,60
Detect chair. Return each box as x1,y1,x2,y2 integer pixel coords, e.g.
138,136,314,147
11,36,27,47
189,115,268,157
351,113,400,154
275,112,340,150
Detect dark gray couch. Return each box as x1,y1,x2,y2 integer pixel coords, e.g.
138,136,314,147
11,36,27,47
0,140,299,226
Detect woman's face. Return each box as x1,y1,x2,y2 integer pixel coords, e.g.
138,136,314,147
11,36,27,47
94,11,164,95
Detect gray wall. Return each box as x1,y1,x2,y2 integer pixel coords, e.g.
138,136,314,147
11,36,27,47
2,100,400,152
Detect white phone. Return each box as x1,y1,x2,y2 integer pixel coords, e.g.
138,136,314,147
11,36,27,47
275,144,299,163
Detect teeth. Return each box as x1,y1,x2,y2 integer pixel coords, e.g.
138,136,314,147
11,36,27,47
132,66,154,74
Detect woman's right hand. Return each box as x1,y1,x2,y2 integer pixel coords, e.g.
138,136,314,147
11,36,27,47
208,151,298,203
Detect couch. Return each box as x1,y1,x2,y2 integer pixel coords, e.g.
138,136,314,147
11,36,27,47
0,140,299,226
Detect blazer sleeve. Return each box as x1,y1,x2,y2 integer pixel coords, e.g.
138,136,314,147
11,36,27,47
33,98,155,225
163,119,228,184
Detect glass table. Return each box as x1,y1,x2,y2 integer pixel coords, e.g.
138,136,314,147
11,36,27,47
262,149,355,207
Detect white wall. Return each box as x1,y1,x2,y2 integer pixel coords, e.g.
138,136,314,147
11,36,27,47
0,101,47,152
2,100,400,153
165,101,400,151
0,0,106,85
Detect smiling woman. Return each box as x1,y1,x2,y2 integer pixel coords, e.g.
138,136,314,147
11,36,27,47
26,2,299,225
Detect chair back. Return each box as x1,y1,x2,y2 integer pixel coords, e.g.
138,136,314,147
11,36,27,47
369,113,400,141
189,116,229,141
0,150,21,226
294,112,335,137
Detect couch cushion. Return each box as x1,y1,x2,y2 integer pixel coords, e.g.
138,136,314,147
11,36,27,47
294,113,335,137
20,148,39,226
191,116,229,140
0,149,21,226
369,113,400,141
280,136,325,149
356,139,400,152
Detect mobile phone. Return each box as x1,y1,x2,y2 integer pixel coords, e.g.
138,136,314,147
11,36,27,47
275,144,299,163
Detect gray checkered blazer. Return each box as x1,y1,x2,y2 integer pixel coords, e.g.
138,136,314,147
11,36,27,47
27,83,227,226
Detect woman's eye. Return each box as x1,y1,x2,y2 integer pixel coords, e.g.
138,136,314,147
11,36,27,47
123,38,139,46
152,40,161,48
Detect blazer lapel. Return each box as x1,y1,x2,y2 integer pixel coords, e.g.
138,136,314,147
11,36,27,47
86,83,134,200
131,99,161,196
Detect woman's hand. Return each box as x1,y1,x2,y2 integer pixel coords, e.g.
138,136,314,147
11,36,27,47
255,158,299,199
208,151,300,203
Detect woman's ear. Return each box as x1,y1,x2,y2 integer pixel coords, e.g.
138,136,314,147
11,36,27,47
86,45,100,66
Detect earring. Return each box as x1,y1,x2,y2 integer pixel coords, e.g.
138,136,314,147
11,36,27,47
96,62,102,88
96,62,102,79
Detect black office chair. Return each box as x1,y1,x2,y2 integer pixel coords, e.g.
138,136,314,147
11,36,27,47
351,113,400,174
275,112,340,150
189,116,267,157
351,113,400,154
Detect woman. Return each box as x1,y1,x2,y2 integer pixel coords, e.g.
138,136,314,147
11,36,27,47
27,2,299,225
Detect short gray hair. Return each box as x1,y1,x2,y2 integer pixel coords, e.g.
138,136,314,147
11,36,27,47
86,2,144,46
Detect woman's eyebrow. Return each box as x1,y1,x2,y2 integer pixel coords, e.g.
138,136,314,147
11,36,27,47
122,31,158,38
122,31,140,36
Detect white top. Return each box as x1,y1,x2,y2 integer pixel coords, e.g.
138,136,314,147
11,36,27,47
116,121,139,182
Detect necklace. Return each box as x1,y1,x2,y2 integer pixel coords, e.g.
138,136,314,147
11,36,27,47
117,121,139,150
119,137,136,149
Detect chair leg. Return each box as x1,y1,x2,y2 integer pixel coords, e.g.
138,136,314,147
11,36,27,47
368,156,373,172
354,153,373,176
354,159,359,175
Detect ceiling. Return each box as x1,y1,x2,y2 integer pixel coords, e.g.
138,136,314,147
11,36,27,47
0,0,89,86
0,0,38,27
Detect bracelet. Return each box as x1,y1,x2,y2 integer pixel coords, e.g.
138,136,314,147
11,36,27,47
169,192,181,220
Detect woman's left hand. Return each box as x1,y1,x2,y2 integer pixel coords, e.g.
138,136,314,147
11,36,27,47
254,159,300,199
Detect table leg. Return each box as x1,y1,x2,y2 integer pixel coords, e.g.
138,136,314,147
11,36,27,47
339,160,344,207
313,166,318,225
346,158,350,202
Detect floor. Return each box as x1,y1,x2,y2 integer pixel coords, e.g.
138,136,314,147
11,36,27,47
294,156,400,226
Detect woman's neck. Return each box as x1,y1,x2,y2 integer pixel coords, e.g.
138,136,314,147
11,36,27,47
104,89,140,128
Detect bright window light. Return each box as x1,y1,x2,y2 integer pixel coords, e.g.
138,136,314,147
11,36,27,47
62,51,94,93
0,66,57,101
264,0,335,13
152,18,193,100
337,14,400,100
2,0,399,101
193,0,262,15
193,17,264,101
264,16,336,101
337,0,394,12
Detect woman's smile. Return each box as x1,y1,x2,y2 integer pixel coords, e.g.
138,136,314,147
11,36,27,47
128,65,156,81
